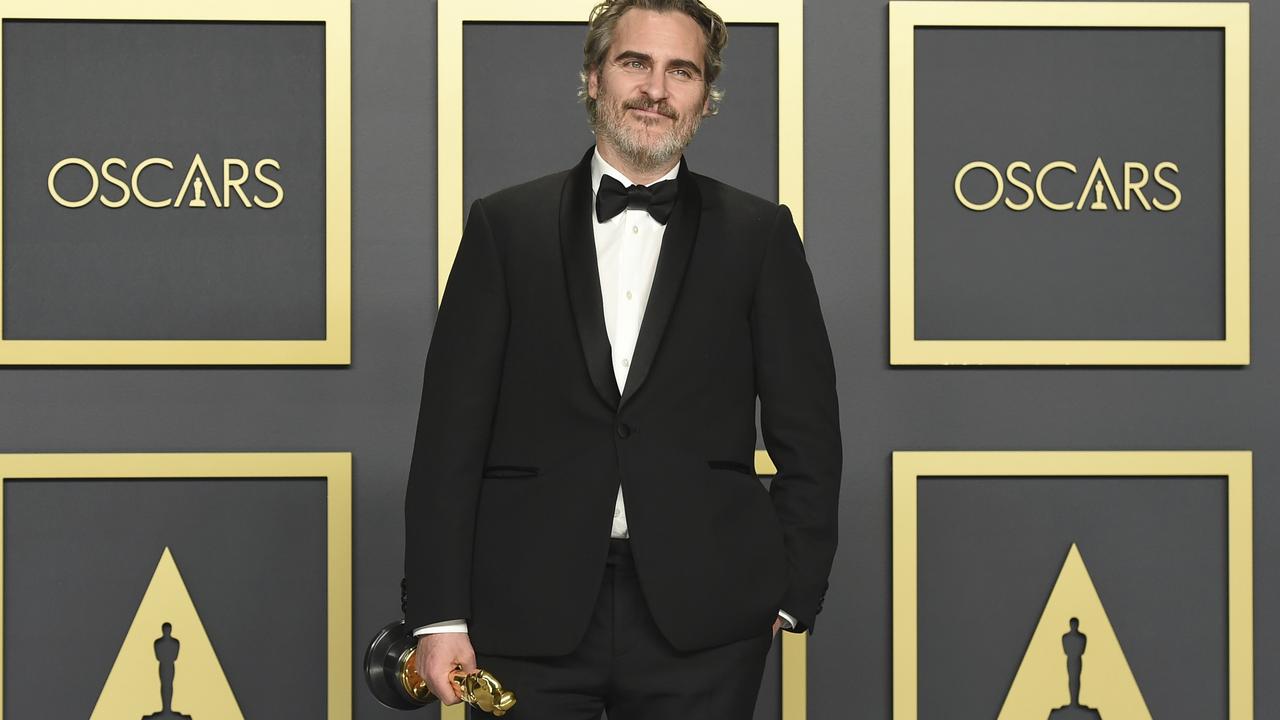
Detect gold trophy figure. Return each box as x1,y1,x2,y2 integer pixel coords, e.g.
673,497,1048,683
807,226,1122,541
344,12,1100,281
365,605,518,715
400,647,517,715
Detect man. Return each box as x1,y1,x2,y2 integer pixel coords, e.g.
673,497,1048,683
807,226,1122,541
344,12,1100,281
404,1,841,717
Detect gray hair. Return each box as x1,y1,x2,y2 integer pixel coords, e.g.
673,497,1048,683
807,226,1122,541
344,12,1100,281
578,0,728,122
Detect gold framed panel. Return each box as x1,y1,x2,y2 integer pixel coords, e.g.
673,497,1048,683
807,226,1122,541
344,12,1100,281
437,0,805,302
438,2,807,717
888,2,1250,365
0,452,353,719
891,450,1253,720
0,0,351,364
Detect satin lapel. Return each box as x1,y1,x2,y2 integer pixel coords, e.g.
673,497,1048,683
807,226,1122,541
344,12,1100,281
620,159,701,409
560,149,621,409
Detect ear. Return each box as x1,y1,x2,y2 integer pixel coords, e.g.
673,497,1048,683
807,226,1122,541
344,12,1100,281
701,90,712,117
588,67,600,100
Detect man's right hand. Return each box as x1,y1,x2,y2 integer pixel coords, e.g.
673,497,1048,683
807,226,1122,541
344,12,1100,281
414,633,477,705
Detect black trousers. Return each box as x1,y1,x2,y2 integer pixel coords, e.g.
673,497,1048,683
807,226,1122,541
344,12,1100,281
475,539,775,719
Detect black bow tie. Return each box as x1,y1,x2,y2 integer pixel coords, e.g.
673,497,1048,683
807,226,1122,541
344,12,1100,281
595,174,678,224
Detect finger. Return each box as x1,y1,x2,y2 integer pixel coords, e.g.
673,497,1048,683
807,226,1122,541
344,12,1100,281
450,666,471,702
431,670,461,705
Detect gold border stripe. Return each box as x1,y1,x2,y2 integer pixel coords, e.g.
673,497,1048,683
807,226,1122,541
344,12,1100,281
891,450,1253,720
888,1,1249,365
0,452,353,719
0,1,351,364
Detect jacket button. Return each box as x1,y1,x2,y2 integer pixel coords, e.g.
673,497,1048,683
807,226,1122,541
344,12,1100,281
616,423,632,439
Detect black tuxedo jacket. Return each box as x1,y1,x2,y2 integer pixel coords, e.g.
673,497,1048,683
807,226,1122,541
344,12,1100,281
405,148,841,657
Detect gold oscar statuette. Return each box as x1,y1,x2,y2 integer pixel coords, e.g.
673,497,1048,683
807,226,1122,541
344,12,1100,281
401,649,517,716
365,618,518,716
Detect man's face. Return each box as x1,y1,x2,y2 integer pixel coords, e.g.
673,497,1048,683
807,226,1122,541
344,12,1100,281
588,9,711,172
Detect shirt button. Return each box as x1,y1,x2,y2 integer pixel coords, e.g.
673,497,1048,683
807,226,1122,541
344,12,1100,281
632,226,639,234
621,358,630,367
614,508,621,518
625,290,633,300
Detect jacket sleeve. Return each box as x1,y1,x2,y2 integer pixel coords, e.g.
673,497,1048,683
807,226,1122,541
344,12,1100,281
404,198,509,629
749,204,842,633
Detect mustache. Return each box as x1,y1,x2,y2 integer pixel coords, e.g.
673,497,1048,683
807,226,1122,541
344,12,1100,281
622,98,677,120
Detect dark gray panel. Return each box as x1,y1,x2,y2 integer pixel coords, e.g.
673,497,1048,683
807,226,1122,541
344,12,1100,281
914,28,1225,340
754,639,782,720
918,476,1226,719
2,20,327,340
462,22,778,210
3,477,327,717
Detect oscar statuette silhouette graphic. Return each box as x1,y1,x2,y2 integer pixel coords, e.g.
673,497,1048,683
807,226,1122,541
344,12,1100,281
999,545,1151,720
1090,181,1108,210
189,177,208,207
1048,618,1102,719
142,622,192,719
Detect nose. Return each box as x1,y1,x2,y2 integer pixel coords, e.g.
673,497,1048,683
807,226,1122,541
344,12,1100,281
640,69,670,102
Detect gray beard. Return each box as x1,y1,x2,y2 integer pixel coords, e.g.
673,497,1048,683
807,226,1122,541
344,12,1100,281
591,90,703,174
594,116,689,174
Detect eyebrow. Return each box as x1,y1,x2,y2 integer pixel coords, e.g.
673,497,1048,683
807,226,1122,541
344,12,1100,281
613,50,704,77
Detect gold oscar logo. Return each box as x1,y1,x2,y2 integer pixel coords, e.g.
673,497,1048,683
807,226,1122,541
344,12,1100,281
91,547,243,720
998,544,1151,720
954,157,1181,212
47,154,284,209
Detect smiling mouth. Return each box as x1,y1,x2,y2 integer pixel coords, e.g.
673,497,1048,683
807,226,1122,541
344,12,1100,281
628,107,672,120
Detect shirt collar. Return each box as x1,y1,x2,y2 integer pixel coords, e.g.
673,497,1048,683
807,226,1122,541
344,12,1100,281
590,146,681,196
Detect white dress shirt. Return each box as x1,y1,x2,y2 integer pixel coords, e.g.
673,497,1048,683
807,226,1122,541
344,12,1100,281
591,150,676,540
416,148,794,635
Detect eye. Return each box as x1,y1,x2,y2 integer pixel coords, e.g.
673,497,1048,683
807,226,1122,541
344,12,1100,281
671,68,691,79
622,59,647,70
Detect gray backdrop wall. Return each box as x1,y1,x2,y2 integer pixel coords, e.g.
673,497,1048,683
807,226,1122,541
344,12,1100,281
0,1,1273,717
